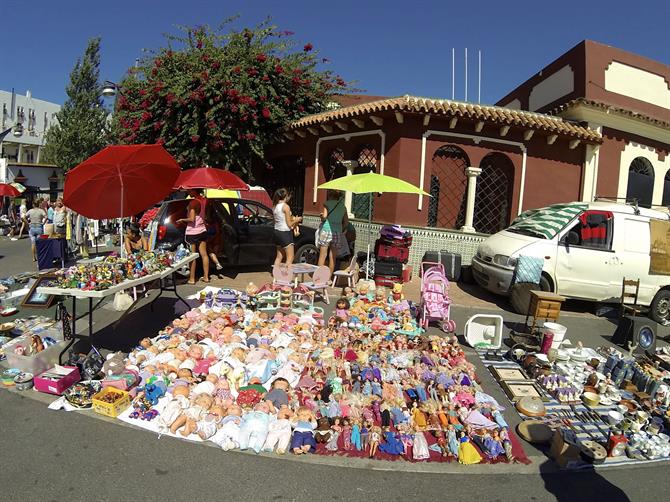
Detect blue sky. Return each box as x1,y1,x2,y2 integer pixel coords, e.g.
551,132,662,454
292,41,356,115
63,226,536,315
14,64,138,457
1,0,669,106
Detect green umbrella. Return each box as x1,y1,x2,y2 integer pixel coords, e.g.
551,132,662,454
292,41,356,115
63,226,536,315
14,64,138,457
318,172,429,279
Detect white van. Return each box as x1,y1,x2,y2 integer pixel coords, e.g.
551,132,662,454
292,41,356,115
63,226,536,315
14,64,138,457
472,201,670,323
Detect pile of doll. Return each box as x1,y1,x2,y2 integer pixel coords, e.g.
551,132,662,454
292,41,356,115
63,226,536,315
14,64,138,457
120,289,523,464
55,247,189,291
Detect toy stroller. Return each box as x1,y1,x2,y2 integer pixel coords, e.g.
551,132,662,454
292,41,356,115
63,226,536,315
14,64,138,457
419,262,456,332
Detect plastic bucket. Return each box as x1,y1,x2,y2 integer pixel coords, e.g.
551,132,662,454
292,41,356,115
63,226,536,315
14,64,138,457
543,322,567,349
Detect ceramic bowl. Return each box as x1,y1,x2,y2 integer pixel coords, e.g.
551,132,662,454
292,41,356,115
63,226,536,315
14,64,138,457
636,411,650,424
658,433,670,443
616,404,629,415
607,410,625,426
582,392,600,407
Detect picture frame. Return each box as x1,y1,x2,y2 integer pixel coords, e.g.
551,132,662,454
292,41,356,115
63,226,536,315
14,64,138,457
500,380,549,402
490,366,528,382
21,274,58,309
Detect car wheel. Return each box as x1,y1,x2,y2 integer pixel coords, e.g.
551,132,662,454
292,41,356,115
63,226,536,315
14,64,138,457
295,244,318,265
650,288,670,324
539,274,553,292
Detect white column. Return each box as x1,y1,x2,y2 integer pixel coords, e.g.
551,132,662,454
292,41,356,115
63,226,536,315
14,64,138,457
344,163,353,217
17,144,23,163
36,145,41,164
461,166,482,233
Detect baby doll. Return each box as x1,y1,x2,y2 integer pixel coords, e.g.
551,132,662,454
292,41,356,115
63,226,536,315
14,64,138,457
157,385,191,433
314,416,332,444
290,406,317,455
238,401,273,454
210,404,243,450
262,406,293,454
264,377,290,410
197,404,226,440
171,393,214,437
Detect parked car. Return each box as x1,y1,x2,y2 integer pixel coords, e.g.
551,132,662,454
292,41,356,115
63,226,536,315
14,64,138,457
151,197,319,266
471,201,670,323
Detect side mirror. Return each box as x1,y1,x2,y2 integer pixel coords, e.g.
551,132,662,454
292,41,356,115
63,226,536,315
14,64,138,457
565,231,579,246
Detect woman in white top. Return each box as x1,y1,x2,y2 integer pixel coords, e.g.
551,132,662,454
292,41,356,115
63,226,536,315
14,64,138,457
272,188,302,266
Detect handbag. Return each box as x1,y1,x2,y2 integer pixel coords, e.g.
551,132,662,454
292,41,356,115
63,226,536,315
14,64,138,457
315,199,343,246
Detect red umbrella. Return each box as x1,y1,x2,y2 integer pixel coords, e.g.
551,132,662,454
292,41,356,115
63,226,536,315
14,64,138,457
173,167,249,191
0,183,21,198
64,144,180,219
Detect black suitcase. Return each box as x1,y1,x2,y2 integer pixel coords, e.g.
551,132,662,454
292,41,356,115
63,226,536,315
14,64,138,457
374,260,403,276
421,251,462,281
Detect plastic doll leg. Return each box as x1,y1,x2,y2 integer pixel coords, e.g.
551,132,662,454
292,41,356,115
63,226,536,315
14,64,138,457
250,429,268,454
262,430,280,452
276,431,291,454
237,425,252,450
170,414,187,435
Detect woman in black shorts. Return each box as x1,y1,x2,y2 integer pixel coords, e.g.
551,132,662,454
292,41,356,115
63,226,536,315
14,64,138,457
272,188,302,266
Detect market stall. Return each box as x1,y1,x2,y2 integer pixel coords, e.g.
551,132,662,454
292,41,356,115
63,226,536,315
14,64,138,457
36,249,197,362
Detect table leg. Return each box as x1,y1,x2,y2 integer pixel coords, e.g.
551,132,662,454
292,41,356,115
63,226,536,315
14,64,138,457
88,297,94,338
71,296,77,338
149,277,164,311
172,272,189,309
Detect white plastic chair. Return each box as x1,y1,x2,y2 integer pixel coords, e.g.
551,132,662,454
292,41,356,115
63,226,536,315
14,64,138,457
272,264,295,288
333,254,359,288
302,265,331,304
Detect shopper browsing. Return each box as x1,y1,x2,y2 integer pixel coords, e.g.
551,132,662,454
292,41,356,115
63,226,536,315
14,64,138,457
26,200,47,261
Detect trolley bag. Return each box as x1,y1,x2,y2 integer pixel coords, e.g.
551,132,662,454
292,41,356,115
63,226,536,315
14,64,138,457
374,274,403,288
373,260,403,276
421,251,462,281
380,226,413,247
375,239,410,263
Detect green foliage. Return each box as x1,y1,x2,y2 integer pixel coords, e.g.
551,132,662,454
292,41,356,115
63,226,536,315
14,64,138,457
112,20,348,172
42,38,109,170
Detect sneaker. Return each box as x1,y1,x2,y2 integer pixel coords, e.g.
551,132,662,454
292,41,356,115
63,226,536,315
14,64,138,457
215,263,223,271
10,238,17,241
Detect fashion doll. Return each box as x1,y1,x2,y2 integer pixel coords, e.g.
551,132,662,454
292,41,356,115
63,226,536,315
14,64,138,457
499,428,515,463
341,418,352,450
379,427,404,455
350,418,362,451
368,426,381,458
411,401,427,431
482,430,506,459
433,430,449,457
291,406,317,454
458,432,482,465
412,429,430,460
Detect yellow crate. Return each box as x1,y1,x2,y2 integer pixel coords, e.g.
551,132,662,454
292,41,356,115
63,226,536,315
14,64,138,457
92,387,131,418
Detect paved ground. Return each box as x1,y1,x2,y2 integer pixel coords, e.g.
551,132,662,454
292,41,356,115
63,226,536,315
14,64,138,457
1,235,669,501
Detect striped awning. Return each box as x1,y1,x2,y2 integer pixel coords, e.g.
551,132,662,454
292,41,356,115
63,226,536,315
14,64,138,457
509,203,588,239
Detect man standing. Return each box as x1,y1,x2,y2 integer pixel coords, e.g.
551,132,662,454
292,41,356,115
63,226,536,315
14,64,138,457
26,200,47,261
15,199,28,240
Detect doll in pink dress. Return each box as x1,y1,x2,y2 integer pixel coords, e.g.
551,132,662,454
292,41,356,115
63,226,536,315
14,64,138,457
341,418,352,450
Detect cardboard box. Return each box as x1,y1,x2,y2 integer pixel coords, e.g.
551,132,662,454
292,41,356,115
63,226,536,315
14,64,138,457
33,365,81,395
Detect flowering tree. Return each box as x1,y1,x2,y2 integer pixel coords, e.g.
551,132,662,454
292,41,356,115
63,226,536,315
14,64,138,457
113,21,348,171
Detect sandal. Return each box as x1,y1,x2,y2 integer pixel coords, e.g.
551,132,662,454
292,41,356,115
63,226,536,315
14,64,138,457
200,278,211,283
187,280,196,285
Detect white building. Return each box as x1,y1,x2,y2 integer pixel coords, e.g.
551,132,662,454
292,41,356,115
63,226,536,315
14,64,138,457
0,89,63,197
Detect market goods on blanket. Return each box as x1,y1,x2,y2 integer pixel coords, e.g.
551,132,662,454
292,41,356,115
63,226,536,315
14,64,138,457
54,247,189,291
114,287,519,464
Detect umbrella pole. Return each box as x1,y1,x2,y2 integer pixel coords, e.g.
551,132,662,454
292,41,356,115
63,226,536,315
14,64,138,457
366,192,372,280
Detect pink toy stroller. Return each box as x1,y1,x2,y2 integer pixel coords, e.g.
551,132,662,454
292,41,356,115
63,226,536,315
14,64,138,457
419,262,456,332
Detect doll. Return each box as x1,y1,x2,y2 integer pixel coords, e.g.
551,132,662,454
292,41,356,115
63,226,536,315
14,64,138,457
210,404,243,451
264,377,290,410
412,428,430,460
446,424,459,458
350,418,362,451
360,420,371,451
371,378,383,397
335,297,349,321
491,406,509,429
197,404,226,440
325,418,341,451
482,430,506,459
433,430,449,457
157,385,191,433
341,418,352,450
314,416,332,444
379,427,404,455
499,428,515,463
411,401,427,431
171,393,214,437
238,401,273,454
368,426,381,458
291,406,317,454
458,432,482,465
263,406,293,454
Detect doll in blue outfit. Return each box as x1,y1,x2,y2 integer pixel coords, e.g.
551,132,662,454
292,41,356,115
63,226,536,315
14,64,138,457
290,406,317,454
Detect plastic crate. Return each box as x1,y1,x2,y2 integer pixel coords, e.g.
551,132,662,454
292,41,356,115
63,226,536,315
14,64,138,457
92,387,131,418
4,336,69,375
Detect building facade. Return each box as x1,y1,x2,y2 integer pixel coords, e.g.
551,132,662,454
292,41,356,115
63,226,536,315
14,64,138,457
0,89,63,196
257,40,669,268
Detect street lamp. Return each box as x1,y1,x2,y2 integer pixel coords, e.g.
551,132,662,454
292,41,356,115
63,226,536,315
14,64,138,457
101,80,122,98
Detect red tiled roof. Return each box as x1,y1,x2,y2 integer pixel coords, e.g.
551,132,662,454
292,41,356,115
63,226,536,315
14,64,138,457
551,98,670,130
290,95,601,142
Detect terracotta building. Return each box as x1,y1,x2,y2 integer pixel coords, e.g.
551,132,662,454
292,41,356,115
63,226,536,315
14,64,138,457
256,40,670,267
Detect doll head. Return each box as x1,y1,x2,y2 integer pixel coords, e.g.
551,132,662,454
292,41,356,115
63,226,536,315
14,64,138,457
210,405,226,419
374,287,386,302
194,393,214,410
205,373,219,385
254,401,271,413
271,377,290,392
177,368,193,381
226,403,242,416
336,297,349,310
140,338,152,349
277,405,293,419
172,384,190,399
295,406,313,422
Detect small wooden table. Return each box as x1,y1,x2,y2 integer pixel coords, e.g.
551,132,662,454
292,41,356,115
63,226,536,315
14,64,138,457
525,290,566,334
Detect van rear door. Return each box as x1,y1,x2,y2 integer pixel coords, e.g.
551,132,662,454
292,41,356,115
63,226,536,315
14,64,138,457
554,210,616,301
616,217,654,304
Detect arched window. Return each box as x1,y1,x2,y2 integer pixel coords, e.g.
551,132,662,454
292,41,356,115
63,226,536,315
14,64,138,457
427,145,469,228
352,144,378,219
474,153,514,234
663,171,670,207
324,148,346,181
263,156,306,215
626,157,654,208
